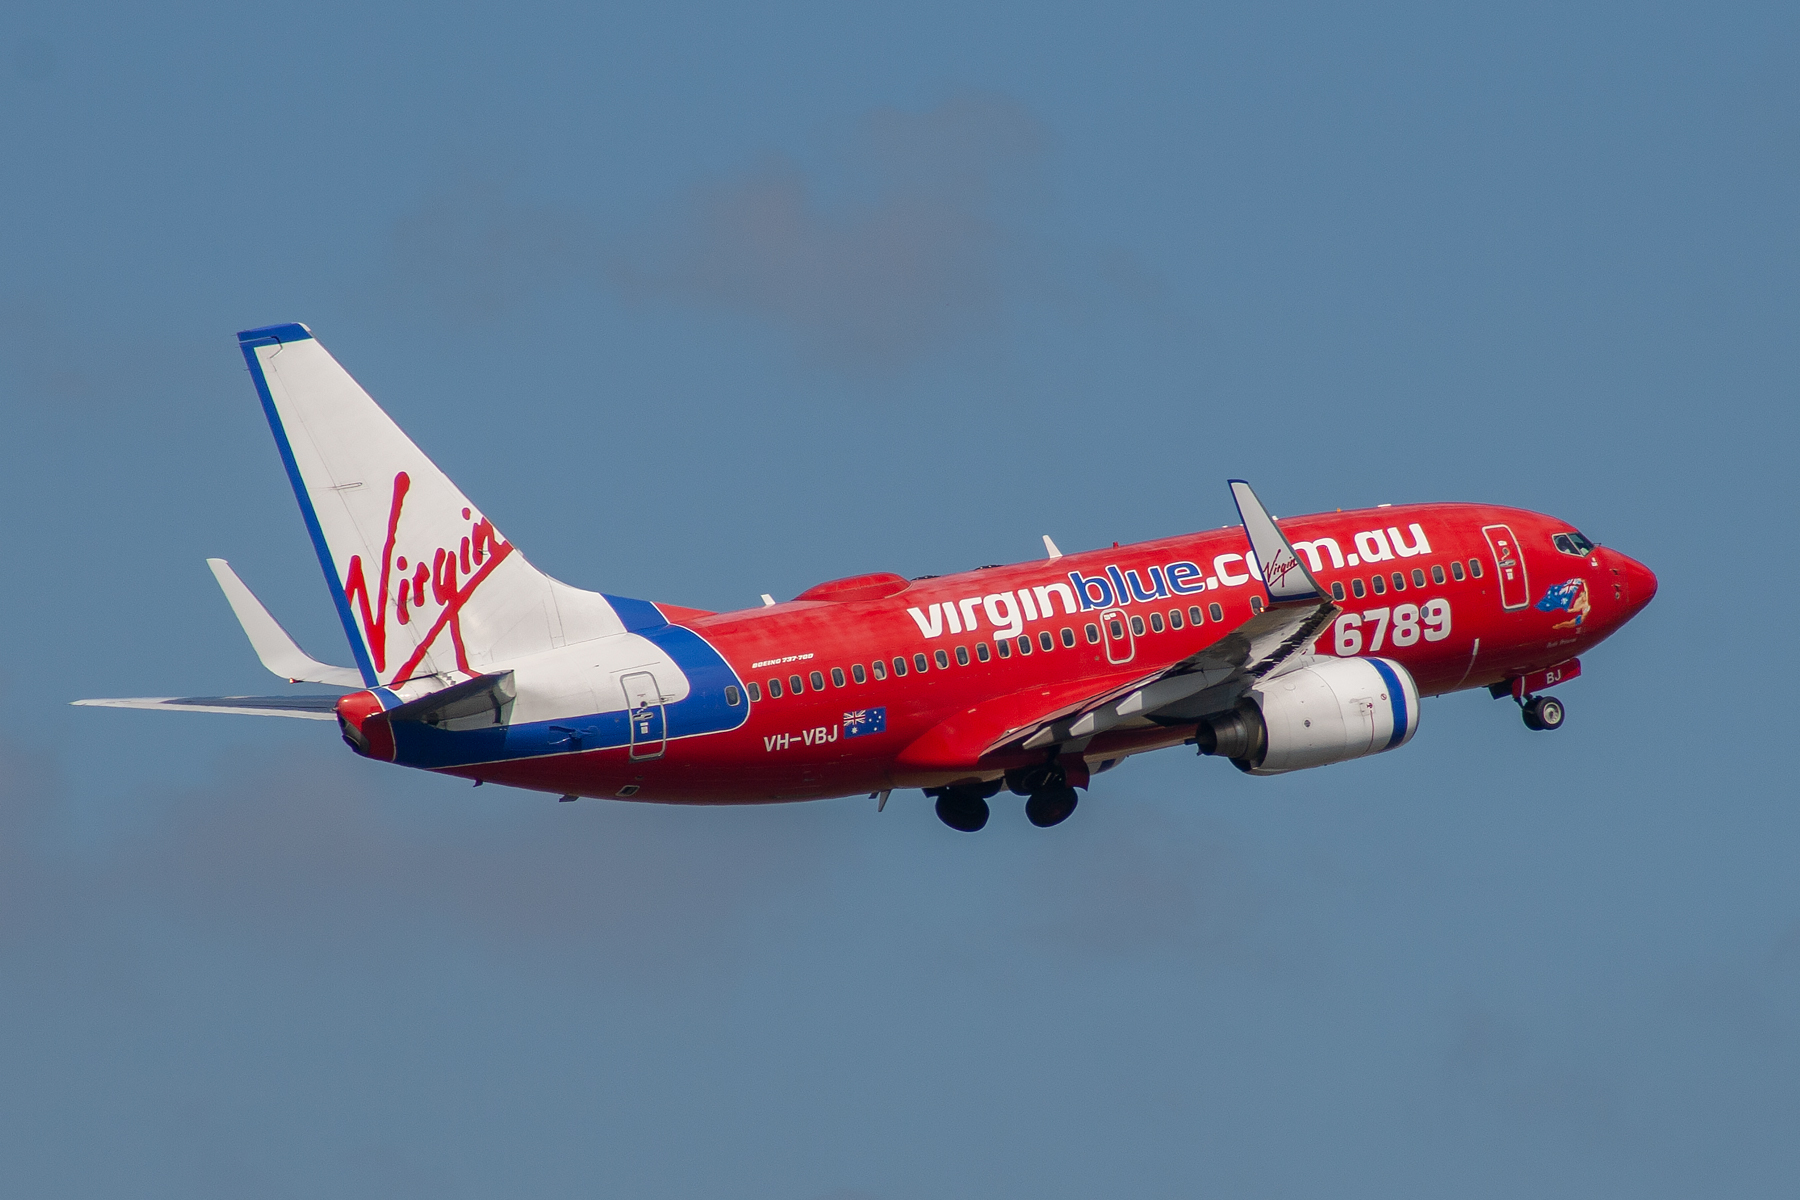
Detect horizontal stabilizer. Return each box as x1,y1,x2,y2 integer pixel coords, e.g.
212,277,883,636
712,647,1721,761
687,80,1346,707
72,695,340,720
208,559,365,686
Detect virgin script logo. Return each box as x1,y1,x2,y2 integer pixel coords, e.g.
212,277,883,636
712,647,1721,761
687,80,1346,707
341,472,513,683
1263,550,1306,590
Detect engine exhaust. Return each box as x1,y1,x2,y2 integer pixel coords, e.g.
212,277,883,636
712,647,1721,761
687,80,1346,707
1196,701,1267,770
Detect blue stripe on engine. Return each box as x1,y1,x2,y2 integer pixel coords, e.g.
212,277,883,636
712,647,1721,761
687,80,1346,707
1367,657,1410,750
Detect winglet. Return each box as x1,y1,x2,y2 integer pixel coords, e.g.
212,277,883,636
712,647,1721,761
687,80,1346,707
1227,481,1325,605
207,559,366,687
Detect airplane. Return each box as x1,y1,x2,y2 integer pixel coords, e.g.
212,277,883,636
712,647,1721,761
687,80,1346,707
76,323,1659,831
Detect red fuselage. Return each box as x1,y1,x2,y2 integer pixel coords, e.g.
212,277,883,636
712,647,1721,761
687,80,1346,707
444,502,1656,803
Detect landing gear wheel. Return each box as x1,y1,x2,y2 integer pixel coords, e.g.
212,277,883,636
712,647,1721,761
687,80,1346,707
1522,694,1565,731
1024,786,1079,828
935,793,990,832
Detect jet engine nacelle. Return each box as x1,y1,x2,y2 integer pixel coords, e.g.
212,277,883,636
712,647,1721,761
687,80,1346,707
1197,657,1419,775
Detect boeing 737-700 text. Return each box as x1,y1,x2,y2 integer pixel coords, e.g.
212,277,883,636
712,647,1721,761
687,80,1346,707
77,324,1658,830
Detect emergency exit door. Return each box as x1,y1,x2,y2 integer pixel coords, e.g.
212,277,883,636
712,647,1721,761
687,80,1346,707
1101,609,1135,664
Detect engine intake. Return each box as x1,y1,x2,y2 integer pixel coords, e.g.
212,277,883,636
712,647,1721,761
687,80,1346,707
1197,657,1419,775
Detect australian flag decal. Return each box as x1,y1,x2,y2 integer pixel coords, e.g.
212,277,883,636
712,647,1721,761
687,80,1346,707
843,708,886,738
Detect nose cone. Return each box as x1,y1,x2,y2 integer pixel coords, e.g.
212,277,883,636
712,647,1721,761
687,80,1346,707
1615,551,1658,614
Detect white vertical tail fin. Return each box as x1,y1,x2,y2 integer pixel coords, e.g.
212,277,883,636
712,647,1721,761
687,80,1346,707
239,324,622,686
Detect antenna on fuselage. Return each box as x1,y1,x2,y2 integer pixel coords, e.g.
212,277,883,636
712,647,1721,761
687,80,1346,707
760,594,776,607
1042,535,1063,560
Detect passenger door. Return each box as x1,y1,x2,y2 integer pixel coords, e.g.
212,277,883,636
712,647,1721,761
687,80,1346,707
621,671,667,761
1481,524,1530,611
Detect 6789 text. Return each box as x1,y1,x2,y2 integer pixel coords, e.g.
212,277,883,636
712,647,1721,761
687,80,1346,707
1333,599,1451,655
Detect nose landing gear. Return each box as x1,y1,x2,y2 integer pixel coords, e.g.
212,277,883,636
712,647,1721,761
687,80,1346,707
1492,678,1568,732
1521,694,1565,731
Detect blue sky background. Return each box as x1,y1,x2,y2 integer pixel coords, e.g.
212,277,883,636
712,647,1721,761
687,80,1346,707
2,2,1797,1196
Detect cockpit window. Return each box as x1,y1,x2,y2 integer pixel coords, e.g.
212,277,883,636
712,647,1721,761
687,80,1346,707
1553,531,1596,556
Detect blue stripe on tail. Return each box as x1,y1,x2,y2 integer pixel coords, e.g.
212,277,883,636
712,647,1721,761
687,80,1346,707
237,324,378,687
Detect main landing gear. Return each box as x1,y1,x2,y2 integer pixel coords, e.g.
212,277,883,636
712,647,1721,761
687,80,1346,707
1007,757,1079,828
925,758,1083,832
927,780,999,832
1023,787,1079,828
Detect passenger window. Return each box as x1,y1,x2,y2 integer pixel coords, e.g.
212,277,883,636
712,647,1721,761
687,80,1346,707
1209,603,1223,621
1130,615,1145,635
852,663,867,684
1431,565,1446,585
1018,635,1033,655
1450,561,1465,581
915,653,929,672
1412,568,1426,587
1039,630,1055,651
955,645,969,666
932,649,947,669
1469,558,1484,578
792,674,806,694
1087,623,1101,643
748,681,762,701
997,639,1012,658
892,657,907,677
1108,618,1124,639
726,685,741,706
809,671,823,691
1149,612,1164,632
1058,627,1073,647
831,667,845,687
768,678,783,698
872,660,887,680
976,642,990,662
1169,608,1183,629
1330,582,1345,601
1189,606,1204,625
1391,572,1406,591
1352,578,1366,598
1250,596,1264,614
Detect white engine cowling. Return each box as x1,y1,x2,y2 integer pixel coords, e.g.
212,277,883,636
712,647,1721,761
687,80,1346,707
1196,657,1420,775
